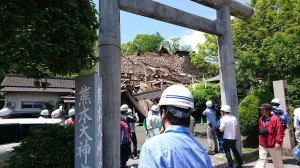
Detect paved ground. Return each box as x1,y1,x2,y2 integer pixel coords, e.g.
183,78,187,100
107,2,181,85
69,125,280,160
127,123,300,168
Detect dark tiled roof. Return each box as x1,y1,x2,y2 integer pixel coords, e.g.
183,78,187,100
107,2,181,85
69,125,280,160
1,75,75,88
0,87,74,93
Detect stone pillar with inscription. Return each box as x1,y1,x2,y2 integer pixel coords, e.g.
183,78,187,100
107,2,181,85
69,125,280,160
273,80,295,155
75,74,102,168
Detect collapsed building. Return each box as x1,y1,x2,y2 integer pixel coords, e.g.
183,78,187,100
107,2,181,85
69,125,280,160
120,47,202,121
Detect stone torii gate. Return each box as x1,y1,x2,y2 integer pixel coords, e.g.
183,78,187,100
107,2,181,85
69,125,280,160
99,0,254,167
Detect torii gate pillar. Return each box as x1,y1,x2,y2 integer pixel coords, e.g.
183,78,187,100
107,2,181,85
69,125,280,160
217,3,242,153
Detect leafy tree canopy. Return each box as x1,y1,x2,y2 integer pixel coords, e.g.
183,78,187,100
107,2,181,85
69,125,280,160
0,0,99,79
190,0,300,106
121,32,164,56
121,33,192,56
162,37,192,53
190,34,219,77
232,0,300,93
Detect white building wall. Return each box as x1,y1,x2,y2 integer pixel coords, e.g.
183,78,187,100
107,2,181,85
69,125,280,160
5,92,60,112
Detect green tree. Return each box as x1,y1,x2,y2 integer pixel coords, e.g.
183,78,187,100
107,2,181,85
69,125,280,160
0,0,99,79
232,0,300,94
121,32,164,56
190,34,218,77
190,0,300,106
162,37,192,53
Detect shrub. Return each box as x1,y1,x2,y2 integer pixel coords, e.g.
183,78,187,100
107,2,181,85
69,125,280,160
5,125,74,168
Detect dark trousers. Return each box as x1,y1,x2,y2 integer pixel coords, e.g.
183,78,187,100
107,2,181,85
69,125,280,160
223,139,243,168
131,132,138,157
121,143,131,168
216,130,224,151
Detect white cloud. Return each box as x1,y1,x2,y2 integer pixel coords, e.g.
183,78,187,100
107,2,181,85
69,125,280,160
180,30,206,52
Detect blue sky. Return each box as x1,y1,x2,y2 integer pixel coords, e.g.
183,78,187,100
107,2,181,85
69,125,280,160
93,0,250,50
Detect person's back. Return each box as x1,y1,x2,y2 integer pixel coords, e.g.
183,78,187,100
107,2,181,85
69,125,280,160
221,114,237,139
272,107,288,129
120,121,131,168
139,125,212,168
271,98,289,130
139,85,212,168
203,107,217,126
146,105,162,138
148,113,162,129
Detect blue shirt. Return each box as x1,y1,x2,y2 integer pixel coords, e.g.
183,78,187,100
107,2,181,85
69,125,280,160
202,107,217,126
138,125,212,168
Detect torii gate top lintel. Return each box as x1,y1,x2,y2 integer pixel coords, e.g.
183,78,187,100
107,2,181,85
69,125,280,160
192,0,254,20
117,0,254,36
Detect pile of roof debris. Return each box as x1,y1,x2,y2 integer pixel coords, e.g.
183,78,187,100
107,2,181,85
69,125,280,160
120,47,202,115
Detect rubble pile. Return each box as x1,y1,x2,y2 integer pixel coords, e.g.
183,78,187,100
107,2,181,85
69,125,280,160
121,51,201,94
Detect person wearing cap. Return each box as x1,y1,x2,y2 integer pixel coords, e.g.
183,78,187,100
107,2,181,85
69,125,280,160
146,105,162,139
255,103,285,168
127,108,139,159
219,104,243,168
139,85,212,168
203,100,218,155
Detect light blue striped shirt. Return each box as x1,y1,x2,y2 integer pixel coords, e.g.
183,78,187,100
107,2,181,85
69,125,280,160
202,107,217,126
139,125,212,168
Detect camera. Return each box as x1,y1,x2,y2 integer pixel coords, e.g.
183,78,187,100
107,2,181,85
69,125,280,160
259,129,268,135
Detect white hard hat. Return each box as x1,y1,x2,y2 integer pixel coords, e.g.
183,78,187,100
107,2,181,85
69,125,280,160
40,109,49,116
120,104,129,111
271,98,280,105
127,108,132,114
0,108,12,117
69,109,75,116
51,109,61,118
294,108,300,121
206,101,213,107
158,84,194,109
151,105,159,112
220,105,231,113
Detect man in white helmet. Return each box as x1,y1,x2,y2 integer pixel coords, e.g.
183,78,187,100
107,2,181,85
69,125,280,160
203,100,218,155
39,109,50,119
219,104,243,168
65,109,75,125
120,104,137,132
0,107,12,119
120,104,136,168
51,108,65,125
146,105,162,139
139,85,212,168
271,98,289,130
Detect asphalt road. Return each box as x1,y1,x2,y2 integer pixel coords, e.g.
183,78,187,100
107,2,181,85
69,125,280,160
127,123,300,168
